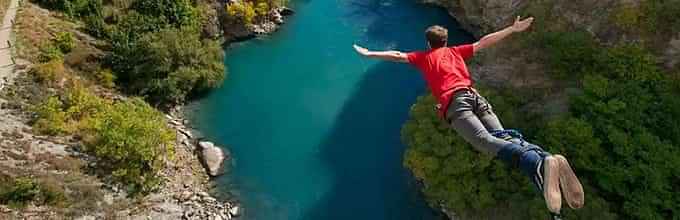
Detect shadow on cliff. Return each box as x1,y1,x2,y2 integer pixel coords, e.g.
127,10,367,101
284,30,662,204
297,0,474,219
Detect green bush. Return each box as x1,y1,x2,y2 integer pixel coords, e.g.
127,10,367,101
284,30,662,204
131,0,199,29
33,0,103,18
95,68,116,88
83,97,174,194
30,59,67,84
32,87,174,195
0,177,66,208
54,32,76,53
108,28,225,105
226,1,257,24
33,96,69,135
84,15,108,38
38,43,64,63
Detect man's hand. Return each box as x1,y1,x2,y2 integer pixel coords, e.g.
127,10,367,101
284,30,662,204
510,16,534,33
352,44,409,63
474,16,534,51
353,44,370,56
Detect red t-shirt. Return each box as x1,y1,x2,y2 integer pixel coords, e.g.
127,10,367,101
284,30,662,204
407,44,475,118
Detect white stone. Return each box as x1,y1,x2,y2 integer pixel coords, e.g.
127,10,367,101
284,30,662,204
198,141,226,177
229,206,240,217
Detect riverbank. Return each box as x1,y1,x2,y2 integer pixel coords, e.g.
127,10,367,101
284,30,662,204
0,0,291,219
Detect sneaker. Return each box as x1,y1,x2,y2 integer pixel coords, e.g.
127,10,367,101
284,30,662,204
554,154,585,209
538,155,562,214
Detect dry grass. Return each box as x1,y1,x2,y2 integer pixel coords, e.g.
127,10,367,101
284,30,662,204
15,3,78,62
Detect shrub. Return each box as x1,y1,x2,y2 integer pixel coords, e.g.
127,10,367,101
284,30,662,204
33,96,68,135
34,0,103,18
54,32,75,53
109,28,225,105
32,86,173,195
131,0,199,29
0,176,66,208
83,98,174,194
226,1,256,24
84,15,108,38
96,68,116,88
30,59,67,84
38,43,64,63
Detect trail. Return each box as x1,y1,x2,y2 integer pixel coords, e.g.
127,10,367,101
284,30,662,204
0,0,19,91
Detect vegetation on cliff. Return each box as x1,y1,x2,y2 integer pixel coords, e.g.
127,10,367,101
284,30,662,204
9,0,225,198
33,0,226,106
403,1,680,219
226,0,286,25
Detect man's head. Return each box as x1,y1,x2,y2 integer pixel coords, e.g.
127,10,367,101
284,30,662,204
425,25,448,49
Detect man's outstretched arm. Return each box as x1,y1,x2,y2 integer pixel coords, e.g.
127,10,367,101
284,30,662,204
353,44,409,63
473,16,534,52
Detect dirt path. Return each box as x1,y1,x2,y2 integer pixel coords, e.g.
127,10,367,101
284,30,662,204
0,0,19,91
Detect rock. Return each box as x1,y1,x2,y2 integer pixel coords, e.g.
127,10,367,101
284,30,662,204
198,191,210,198
203,197,217,203
229,205,241,217
177,191,193,202
104,193,114,205
75,215,96,220
197,141,226,177
278,6,295,16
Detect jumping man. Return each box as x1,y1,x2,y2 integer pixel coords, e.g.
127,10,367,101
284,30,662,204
352,16,584,218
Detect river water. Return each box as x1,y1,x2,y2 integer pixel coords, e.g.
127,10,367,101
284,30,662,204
189,0,473,219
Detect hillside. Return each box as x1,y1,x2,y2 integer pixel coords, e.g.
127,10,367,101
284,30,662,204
0,0,290,219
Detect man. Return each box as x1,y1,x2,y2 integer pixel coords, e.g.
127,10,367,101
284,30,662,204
352,16,584,218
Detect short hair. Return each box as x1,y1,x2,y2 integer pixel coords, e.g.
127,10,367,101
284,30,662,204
425,25,448,48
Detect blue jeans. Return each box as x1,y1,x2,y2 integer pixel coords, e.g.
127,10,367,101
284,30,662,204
445,89,546,177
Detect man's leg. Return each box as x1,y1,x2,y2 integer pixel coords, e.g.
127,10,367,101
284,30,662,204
448,91,562,213
449,110,511,155
474,94,584,211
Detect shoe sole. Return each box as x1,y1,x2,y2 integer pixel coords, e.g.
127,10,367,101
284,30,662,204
543,156,562,213
554,155,584,209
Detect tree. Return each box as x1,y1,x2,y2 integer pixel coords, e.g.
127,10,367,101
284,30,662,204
109,28,225,105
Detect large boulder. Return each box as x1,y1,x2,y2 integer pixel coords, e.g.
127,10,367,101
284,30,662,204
197,141,229,177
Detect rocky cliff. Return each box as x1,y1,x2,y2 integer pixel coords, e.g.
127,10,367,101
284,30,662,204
421,0,678,87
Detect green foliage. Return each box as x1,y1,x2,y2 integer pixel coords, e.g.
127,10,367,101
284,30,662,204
404,32,680,219
109,28,225,104
0,176,65,208
54,32,75,53
96,68,116,88
131,0,199,29
32,87,174,195
227,1,257,24
30,59,67,84
530,30,600,80
33,96,69,135
38,43,64,63
254,1,269,17
84,14,108,38
83,98,174,194
610,0,680,39
38,32,77,63
33,0,103,18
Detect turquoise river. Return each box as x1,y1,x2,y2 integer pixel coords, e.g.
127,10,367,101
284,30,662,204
190,0,473,219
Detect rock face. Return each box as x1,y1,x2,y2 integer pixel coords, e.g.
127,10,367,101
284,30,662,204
415,0,679,88
198,141,229,177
